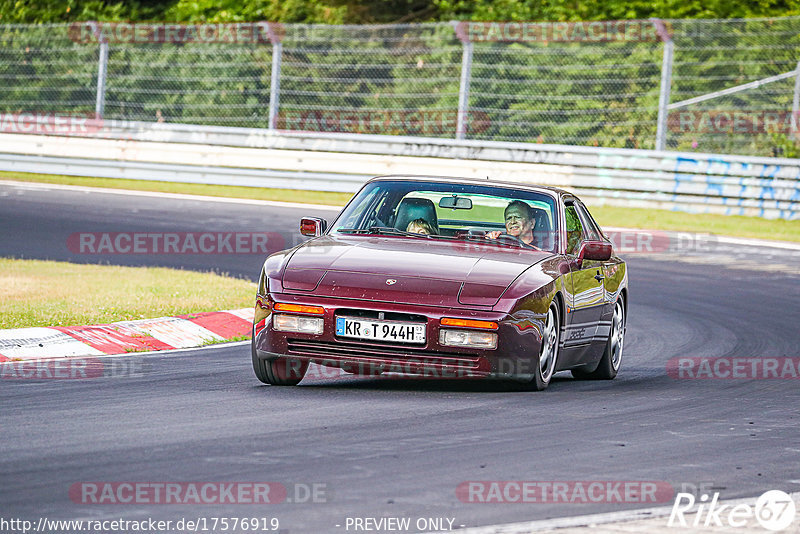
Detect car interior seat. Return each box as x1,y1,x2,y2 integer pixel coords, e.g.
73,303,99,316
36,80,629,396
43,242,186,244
393,197,439,234
531,207,553,250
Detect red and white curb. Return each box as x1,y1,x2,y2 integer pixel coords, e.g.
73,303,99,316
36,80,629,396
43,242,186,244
0,308,254,361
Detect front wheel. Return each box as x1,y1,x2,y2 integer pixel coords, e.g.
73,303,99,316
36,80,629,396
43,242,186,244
572,299,625,381
252,337,308,386
523,300,561,391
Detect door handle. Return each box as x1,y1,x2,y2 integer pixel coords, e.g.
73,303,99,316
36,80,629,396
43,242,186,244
594,271,605,282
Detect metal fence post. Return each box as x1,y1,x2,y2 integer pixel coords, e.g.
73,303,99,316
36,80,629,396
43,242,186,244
266,23,283,131
91,22,108,120
268,43,282,130
792,61,800,139
453,21,472,141
652,19,674,152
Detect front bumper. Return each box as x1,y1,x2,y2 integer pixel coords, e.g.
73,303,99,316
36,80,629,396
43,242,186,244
253,293,545,380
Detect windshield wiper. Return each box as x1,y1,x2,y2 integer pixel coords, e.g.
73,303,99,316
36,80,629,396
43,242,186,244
338,226,455,239
368,226,407,235
338,227,536,248
338,226,406,235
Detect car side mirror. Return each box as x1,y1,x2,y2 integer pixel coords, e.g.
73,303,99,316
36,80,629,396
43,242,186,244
577,240,612,266
300,217,327,237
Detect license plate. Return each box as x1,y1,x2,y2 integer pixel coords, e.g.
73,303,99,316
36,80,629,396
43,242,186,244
336,317,426,344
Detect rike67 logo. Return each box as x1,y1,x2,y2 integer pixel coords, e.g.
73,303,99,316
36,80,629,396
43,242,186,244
668,490,796,531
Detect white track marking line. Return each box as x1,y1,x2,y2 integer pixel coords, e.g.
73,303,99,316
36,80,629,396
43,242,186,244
603,226,800,251
3,340,251,363
119,339,250,358
0,179,343,211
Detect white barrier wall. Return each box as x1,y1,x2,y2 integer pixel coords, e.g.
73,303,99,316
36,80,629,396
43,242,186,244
0,120,798,219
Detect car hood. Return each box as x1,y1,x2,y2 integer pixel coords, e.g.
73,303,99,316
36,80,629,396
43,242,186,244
281,235,551,308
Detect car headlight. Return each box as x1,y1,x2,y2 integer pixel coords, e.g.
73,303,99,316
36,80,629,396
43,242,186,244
273,314,324,335
439,329,497,349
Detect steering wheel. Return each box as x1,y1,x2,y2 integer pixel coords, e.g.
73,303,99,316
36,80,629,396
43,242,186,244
492,233,541,250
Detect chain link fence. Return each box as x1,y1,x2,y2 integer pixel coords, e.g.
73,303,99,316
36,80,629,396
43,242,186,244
667,18,800,157
2,18,800,156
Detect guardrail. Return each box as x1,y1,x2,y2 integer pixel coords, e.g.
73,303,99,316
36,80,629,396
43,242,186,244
0,120,798,219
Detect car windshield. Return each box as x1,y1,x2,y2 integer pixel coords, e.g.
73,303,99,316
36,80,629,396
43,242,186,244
331,179,559,252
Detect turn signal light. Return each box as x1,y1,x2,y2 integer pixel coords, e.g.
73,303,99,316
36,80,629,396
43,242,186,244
441,317,498,330
273,303,325,315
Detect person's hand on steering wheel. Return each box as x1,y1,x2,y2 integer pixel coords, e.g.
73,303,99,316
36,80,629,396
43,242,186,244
486,230,503,240
486,231,540,250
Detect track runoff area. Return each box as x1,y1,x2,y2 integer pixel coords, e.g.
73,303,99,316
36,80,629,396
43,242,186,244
0,180,799,534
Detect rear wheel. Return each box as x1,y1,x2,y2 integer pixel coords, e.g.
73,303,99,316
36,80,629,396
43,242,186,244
251,336,308,386
523,300,560,391
572,299,625,381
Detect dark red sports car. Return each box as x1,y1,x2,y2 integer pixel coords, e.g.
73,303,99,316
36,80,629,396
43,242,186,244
252,176,627,390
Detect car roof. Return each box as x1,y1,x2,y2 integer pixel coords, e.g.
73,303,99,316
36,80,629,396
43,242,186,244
366,174,574,199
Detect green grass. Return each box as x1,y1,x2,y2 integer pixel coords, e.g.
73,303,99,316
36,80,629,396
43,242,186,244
2,170,798,242
587,204,800,243
0,258,256,329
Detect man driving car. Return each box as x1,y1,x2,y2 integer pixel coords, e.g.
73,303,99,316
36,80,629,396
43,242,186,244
486,200,536,245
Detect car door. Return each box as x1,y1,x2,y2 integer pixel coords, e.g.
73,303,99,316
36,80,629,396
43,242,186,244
575,201,624,328
562,201,604,352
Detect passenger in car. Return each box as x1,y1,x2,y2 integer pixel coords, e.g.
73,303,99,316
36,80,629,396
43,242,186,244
486,200,536,245
406,218,436,235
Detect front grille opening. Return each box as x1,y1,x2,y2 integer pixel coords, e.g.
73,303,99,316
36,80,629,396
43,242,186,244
286,339,485,371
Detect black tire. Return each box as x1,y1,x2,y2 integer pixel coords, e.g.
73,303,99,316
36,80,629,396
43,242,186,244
522,300,561,391
251,336,308,386
572,299,625,381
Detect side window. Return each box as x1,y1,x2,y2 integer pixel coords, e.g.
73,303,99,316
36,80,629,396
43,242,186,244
564,204,584,255
575,202,601,241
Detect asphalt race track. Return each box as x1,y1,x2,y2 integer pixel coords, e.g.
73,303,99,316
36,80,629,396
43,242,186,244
1,182,799,533
0,181,329,279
